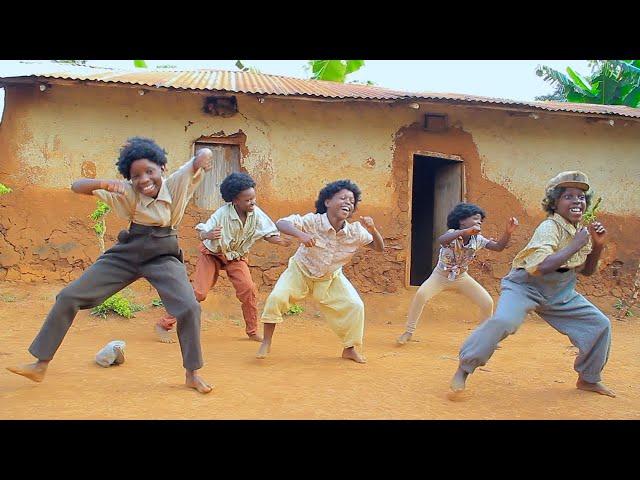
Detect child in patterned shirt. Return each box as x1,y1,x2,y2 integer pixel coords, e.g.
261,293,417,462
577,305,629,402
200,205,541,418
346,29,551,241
397,203,518,345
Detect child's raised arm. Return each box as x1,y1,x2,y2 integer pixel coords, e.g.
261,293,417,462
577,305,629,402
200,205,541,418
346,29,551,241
276,219,316,247
71,179,126,196
437,226,480,246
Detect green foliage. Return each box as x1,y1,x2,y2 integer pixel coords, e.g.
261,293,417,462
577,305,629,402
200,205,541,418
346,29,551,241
91,201,111,221
614,299,634,317
536,60,640,107
307,60,365,83
0,183,12,195
151,298,164,307
133,60,148,68
582,197,602,225
90,201,110,251
91,293,144,319
235,60,262,74
285,304,304,316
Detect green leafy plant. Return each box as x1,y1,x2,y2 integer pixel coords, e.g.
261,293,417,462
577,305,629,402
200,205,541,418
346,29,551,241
285,304,304,316
582,197,602,225
151,298,164,307
90,200,111,253
0,183,12,195
614,299,634,317
536,60,640,107
306,60,365,83
91,293,144,319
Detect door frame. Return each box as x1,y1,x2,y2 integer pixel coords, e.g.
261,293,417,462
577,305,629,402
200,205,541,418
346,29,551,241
406,150,466,288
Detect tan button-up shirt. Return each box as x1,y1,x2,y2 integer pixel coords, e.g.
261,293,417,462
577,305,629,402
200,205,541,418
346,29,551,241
93,158,203,228
512,213,592,274
283,212,373,279
195,204,279,260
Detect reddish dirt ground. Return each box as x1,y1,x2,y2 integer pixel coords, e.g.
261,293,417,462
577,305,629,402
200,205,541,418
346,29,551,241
0,279,638,420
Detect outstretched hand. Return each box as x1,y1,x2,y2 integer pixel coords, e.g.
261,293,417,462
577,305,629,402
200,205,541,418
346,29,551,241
505,217,519,234
588,221,607,247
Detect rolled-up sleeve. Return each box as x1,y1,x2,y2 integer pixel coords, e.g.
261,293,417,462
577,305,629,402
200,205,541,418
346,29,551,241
255,207,280,239
356,222,374,246
278,213,307,232
92,184,135,219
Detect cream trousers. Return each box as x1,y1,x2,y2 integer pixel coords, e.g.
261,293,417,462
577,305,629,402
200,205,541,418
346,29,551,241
405,269,494,334
261,258,365,347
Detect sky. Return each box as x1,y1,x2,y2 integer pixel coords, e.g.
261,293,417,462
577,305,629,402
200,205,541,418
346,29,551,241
0,60,593,120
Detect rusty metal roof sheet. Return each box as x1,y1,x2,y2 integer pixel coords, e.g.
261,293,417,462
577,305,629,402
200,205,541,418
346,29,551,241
2,65,639,119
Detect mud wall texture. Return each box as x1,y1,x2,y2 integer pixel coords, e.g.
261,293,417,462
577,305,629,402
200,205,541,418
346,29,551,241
1,83,638,302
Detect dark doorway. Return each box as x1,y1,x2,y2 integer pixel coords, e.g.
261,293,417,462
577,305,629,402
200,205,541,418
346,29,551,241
410,154,464,286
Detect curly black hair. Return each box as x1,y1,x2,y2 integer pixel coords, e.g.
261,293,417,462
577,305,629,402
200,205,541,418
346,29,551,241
541,186,593,215
116,137,168,180
220,172,256,202
447,203,486,229
315,179,362,214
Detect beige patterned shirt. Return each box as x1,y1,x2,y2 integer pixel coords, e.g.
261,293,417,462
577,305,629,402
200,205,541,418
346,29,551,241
512,213,592,274
283,212,373,278
93,158,203,228
195,204,279,260
436,230,490,280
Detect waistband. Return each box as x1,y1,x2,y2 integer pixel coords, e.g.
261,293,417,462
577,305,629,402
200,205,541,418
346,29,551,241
128,223,177,236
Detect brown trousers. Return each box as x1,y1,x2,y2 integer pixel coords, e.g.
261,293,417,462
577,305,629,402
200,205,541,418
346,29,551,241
30,224,203,370
160,243,259,336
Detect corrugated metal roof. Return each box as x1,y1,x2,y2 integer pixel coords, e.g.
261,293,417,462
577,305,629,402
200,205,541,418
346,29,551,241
1,65,639,119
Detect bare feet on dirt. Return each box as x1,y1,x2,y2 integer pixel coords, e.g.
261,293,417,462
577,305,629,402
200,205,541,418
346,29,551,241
256,342,271,359
342,347,366,363
185,372,213,394
6,361,49,383
396,332,412,345
248,333,263,342
450,367,469,392
576,379,616,398
155,324,176,344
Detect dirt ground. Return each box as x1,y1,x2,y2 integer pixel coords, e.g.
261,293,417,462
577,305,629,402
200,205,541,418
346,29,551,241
0,278,638,420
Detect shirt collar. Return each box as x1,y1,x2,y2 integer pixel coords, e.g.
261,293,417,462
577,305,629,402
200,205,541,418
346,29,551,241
228,203,254,222
320,212,348,233
551,212,580,235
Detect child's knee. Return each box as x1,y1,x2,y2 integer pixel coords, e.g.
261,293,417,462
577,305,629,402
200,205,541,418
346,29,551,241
490,314,520,335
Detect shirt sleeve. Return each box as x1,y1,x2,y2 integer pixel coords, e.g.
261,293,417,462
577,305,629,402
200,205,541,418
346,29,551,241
195,209,221,233
92,183,136,219
518,221,561,274
475,234,491,250
355,222,374,246
254,206,280,238
278,213,309,232
165,157,204,203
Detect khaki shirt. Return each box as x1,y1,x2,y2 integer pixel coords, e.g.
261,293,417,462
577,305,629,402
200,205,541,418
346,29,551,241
195,204,279,260
512,213,592,274
283,212,373,279
93,158,203,228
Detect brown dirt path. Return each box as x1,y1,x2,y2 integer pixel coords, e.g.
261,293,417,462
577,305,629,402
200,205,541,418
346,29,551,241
1,280,638,419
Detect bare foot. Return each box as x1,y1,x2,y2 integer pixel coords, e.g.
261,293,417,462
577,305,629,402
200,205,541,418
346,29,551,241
185,373,213,394
576,379,616,398
155,324,176,344
450,367,469,392
397,332,412,345
113,345,125,365
6,361,48,383
256,342,271,359
248,333,263,342
342,347,366,364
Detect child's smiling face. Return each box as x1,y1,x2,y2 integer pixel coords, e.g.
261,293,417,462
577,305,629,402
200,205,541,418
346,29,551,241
325,188,356,220
233,187,256,214
129,158,164,198
554,187,587,225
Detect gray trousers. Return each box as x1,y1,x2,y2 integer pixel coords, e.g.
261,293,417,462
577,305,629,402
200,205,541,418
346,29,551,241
29,224,203,370
458,268,611,383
